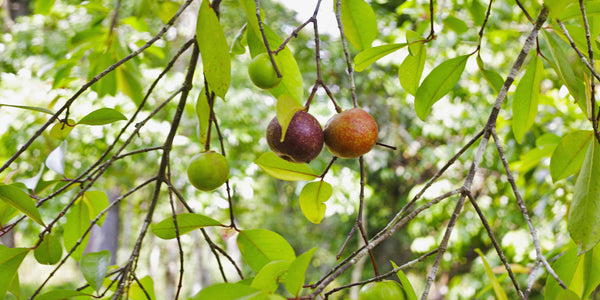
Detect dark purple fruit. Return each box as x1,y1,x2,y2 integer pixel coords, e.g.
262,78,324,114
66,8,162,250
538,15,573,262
266,110,324,163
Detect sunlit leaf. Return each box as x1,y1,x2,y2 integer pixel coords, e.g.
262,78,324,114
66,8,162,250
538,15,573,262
550,130,593,182
251,260,290,293
299,181,331,224
0,245,29,300
49,119,75,140
475,249,508,300
116,64,144,106
568,139,600,254
545,241,600,299
80,191,110,226
190,283,262,300
0,103,54,115
20,164,44,190
512,54,544,143
152,213,223,240
276,95,303,142
237,229,296,272
443,16,468,34
354,43,407,72
285,247,316,297
399,42,426,96
35,0,56,14
196,88,211,145
78,108,127,126
340,0,377,51
63,199,90,261
255,152,320,181
0,183,45,226
35,289,94,300
129,275,157,300
415,55,469,120
80,250,111,293
197,0,231,98
34,233,63,265
390,261,417,300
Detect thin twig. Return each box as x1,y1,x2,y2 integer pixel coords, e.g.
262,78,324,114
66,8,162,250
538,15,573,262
334,0,357,107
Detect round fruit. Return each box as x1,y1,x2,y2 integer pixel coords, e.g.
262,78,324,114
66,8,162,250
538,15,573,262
186,151,229,191
266,110,324,164
323,108,378,158
248,53,282,89
358,280,405,300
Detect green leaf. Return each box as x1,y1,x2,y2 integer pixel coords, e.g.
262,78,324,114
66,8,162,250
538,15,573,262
406,30,422,56
512,54,544,143
196,88,211,145
88,52,118,98
0,201,17,227
568,139,600,254
545,241,600,299
116,64,144,106
197,0,231,99
550,130,593,182
35,289,94,300
285,247,316,297
80,250,111,293
0,103,54,115
415,55,470,120
49,119,75,140
354,43,407,72
545,0,575,18
230,25,247,55
390,261,417,300
0,183,45,226
237,229,296,272
340,0,377,51
78,108,127,126
299,181,332,224
129,275,157,300
63,199,91,261
515,143,557,174
251,260,291,293
476,54,504,94
80,191,109,226
560,2,600,20
152,213,223,240
443,16,469,34
34,233,63,265
0,245,29,300
34,0,56,14
467,0,486,26
276,95,303,142
399,43,426,96
191,283,262,300
475,249,508,300
255,152,320,181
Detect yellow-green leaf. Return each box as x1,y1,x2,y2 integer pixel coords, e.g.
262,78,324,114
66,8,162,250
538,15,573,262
354,43,407,72
196,88,211,145
34,233,63,265
237,229,296,272
276,95,303,142
255,152,319,181
0,183,45,227
299,181,331,224
475,249,508,300
0,245,29,300
399,43,426,96
512,54,544,143
152,213,223,240
78,108,127,126
340,0,377,51
550,130,593,182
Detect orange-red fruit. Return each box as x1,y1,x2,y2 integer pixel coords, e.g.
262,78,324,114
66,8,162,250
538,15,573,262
266,110,324,163
323,108,378,158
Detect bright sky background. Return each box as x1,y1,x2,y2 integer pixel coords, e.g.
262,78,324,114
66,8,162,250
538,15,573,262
273,0,340,36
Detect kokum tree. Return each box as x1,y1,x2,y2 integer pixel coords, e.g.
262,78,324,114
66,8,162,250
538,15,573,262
0,0,599,299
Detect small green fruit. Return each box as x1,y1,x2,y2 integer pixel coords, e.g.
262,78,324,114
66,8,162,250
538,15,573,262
358,280,405,300
248,53,282,89
187,151,229,191
323,108,378,158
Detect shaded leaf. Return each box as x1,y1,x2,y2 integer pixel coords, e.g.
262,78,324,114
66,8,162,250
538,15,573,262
545,241,600,299
191,283,262,300
63,199,90,261
475,249,508,300
415,55,469,120
196,88,211,145
299,181,331,224
34,233,63,265
285,247,317,297
197,0,231,98
550,130,593,182
0,183,45,226
568,139,600,254
80,250,111,293
276,95,303,142
78,108,127,126
399,42,426,96
0,103,54,115
354,43,407,72
340,0,377,51
35,289,94,300
255,152,319,181
237,229,296,272
0,201,17,227
443,16,468,34
0,245,29,300
152,213,223,240
116,64,144,106
512,54,544,143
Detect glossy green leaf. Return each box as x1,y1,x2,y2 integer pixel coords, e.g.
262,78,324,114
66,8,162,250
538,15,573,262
152,213,223,240
251,260,290,293
35,289,94,300
390,261,417,300
63,199,91,261
80,191,109,226
78,108,127,126
399,43,426,96
129,275,157,300
475,249,508,300
276,95,303,142
80,250,111,293
354,43,407,72
49,119,75,140
0,245,29,300
415,55,469,120
340,0,377,51
299,181,331,224
0,103,54,115
568,139,600,254
197,0,231,99
34,233,63,265
0,183,45,226
285,247,316,297
196,88,211,145
550,130,593,182
237,229,296,272
512,54,544,143
255,152,319,181
191,283,262,300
